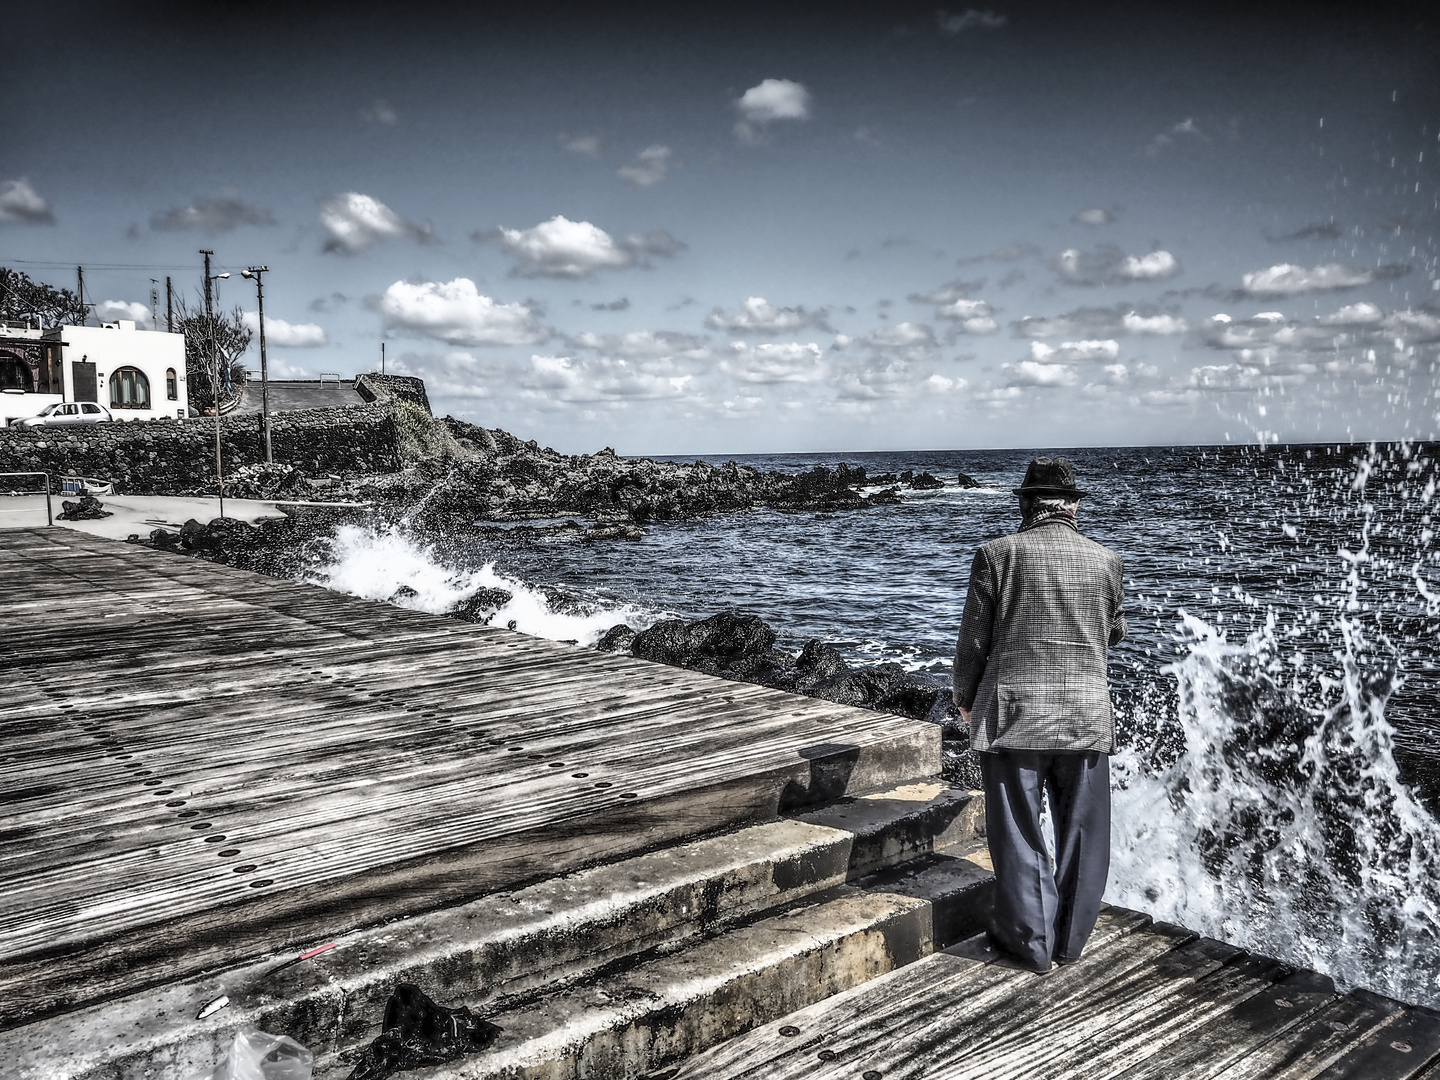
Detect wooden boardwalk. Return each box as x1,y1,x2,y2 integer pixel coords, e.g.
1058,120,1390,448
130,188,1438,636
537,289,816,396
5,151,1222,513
673,905,1440,1080
0,528,937,1030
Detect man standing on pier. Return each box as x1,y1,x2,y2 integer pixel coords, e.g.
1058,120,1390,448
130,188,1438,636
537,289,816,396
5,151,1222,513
952,456,1126,973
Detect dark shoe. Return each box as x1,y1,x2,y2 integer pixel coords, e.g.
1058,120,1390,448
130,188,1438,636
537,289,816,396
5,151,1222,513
986,932,1051,974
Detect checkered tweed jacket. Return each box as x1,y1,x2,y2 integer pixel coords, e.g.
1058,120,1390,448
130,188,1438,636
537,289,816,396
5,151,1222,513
953,517,1126,754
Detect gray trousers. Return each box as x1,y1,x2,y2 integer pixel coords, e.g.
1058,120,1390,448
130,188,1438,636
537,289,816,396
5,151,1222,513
980,749,1110,971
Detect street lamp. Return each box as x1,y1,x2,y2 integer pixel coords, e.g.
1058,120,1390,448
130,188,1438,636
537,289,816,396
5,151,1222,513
241,266,271,464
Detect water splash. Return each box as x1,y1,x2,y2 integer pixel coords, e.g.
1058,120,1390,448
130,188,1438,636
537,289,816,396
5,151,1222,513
305,523,657,646
1108,444,1440,1007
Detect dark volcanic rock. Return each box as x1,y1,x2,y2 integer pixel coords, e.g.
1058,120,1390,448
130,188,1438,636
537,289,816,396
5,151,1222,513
906,472,944,490
955,471,982,489
58,495,111,520
612,611,946,723
595,624,637,653
451,588,516,623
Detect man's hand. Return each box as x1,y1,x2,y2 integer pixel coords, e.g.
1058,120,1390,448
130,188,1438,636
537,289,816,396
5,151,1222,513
959,707,971,724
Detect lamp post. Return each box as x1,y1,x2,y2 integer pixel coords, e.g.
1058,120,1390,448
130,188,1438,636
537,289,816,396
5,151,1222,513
241,266,271,464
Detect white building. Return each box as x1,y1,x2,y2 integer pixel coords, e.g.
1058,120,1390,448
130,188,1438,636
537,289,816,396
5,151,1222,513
0,320,188,426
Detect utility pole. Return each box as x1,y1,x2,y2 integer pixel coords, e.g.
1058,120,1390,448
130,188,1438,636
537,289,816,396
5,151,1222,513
242,266,272,464
150,279,159,330
76,266,85,325
381,341,385,375
201,250,214,318
165,277,174,333
201,249,224,515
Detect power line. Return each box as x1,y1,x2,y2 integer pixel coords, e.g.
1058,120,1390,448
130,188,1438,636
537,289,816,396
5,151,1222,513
0,257,208,272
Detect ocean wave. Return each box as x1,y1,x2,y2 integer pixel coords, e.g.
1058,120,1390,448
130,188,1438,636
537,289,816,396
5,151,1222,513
305,523,659,646
1107,609,1440,1006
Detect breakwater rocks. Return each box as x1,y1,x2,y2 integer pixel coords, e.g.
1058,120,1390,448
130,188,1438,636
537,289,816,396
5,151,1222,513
594,610,951,725
347,419,908,528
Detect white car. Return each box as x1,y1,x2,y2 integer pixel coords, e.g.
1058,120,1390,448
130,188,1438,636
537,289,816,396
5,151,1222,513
16,402,114,427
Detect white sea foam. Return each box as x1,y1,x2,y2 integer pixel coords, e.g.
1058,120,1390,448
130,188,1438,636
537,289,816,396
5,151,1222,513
306,524,657,646
1107,605,1440,1006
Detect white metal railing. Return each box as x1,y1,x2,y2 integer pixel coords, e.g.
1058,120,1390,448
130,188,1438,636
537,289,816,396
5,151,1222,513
0,472,53,526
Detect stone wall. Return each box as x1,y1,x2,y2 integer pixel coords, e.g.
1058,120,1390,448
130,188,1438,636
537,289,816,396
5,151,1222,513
0,405,402,494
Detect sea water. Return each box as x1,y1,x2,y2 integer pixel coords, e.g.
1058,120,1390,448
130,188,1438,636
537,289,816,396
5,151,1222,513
302,441,1440,1007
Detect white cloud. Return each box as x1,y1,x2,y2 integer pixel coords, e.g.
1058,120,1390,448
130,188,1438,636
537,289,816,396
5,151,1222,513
0,178,53,224
1240,263,1384,296
862,322,936,349
1146,118,1207,157
559,132,602,156
243,312,327,347
95,300,151,323
1054,246,1180,285
618,145,672,187
1073,208,1114,226
833,358,925,401
1120,250,1180,280
909,279,986,305
494,216,684,278
734,79,811,143
937,9,1006,33
937,298,998,334
706,297,827,334
1122,311,1187,334
520,354,693,405
1029,339,1120,363
359,99,398,125
378,278,548,346
320,192,431,253
1318,302,1385,325
1005,360,1080,387
721,342,826,384
1015,305,1186,338
571,329,709,360
1385,309,1440,342
151,195,274,232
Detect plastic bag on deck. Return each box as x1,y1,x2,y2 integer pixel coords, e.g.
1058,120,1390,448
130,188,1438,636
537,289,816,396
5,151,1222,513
186,1029,313,1080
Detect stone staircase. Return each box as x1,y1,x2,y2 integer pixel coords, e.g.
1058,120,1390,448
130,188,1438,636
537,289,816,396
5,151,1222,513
8,780,992,1080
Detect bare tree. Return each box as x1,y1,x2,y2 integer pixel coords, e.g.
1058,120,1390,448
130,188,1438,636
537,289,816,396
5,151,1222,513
172,296,253,413
0,267,87,327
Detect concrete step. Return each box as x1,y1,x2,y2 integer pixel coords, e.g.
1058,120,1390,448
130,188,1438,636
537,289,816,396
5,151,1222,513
323,850,996,1080
4,781,982,1080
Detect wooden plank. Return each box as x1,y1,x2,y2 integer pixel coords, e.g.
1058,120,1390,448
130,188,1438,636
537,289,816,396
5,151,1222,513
1311,999,1440,1080
670,906,1158,1079
0,528,942,1027
1108,966,1337,1080
1215,989,1407,1080
915,932,1241,1080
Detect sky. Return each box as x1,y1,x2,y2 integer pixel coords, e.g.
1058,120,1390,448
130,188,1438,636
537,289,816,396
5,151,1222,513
2,0,1438,454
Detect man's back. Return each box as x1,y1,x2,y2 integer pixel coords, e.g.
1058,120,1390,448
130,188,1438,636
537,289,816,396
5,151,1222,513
953,517,1125,754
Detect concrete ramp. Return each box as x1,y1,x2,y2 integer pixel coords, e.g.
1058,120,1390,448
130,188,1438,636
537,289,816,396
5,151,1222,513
228,379,366,414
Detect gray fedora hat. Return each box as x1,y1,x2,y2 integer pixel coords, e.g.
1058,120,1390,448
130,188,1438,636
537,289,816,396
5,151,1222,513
1012,456,1088,498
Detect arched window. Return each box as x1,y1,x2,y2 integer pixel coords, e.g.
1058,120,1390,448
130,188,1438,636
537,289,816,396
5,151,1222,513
166,368,178,400
0,351,35,392
109,367,151,410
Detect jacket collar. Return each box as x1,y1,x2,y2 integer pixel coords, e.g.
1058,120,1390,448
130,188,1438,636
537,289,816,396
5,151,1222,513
1019,514,1079,534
